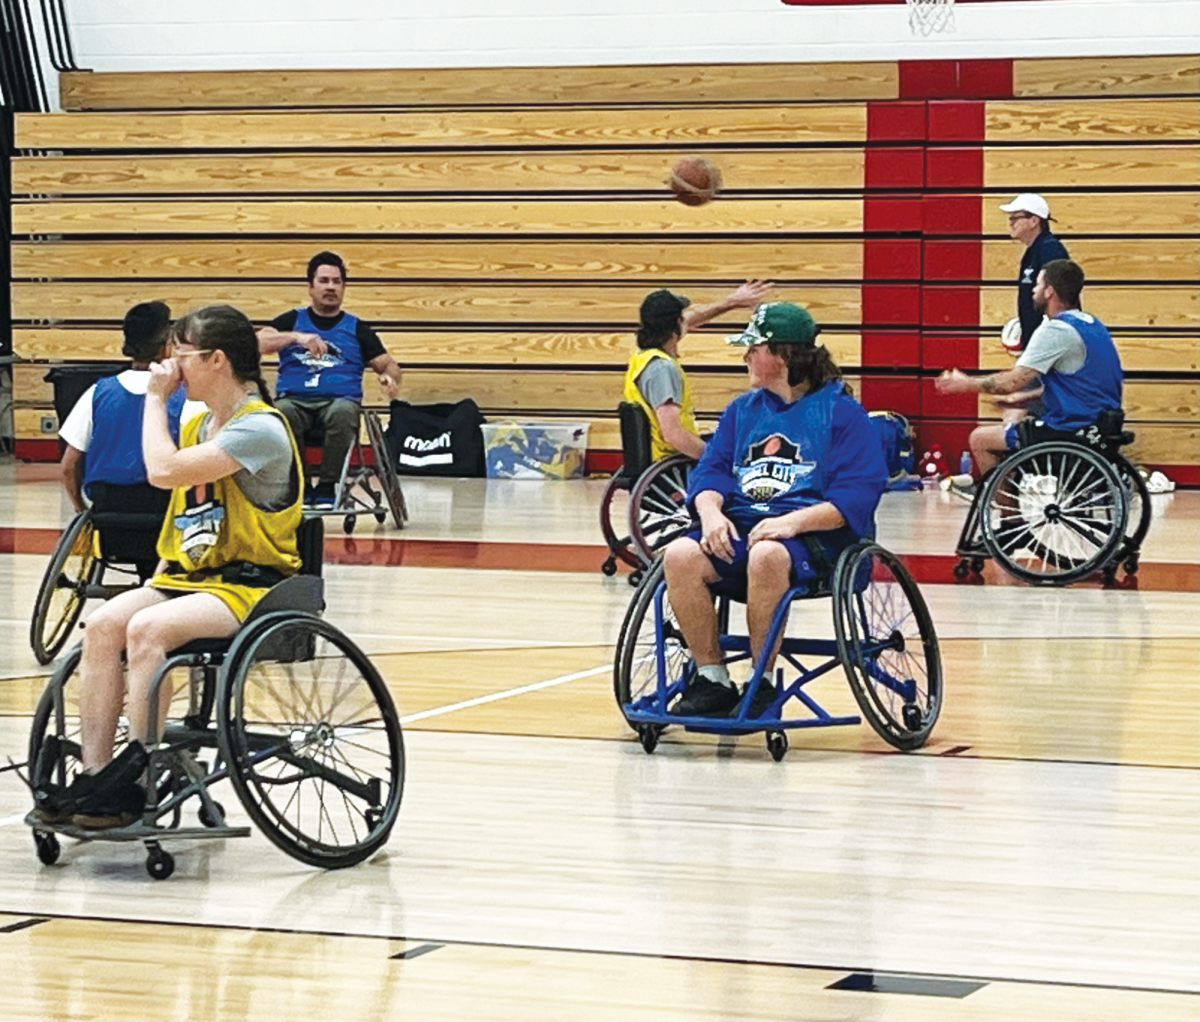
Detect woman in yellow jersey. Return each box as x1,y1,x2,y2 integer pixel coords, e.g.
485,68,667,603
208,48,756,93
624,281,773,462
62,305,303,826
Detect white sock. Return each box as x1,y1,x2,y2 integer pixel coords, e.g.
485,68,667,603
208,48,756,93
697,664,732,688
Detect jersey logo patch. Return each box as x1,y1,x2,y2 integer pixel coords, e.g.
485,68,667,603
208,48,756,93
737,433,814,503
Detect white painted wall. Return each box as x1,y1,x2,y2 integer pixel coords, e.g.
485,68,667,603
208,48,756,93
39,0,1200,107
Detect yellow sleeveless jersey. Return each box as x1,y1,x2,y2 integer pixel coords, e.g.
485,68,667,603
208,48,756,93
622,348,697,461
150,399,303,620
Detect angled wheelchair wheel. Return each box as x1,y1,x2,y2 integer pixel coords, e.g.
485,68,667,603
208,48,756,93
833,542,941,751
613,560,689,729
981,443,1127,586
1113,454,1151,572
363,410,407,529
217,613,405,869
599,473,641,571
31,511,100,665
629,454,693,564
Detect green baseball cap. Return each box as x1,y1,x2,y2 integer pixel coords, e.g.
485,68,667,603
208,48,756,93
726,302,818,347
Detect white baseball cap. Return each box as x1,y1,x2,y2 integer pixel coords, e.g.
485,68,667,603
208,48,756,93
999,193,1052,220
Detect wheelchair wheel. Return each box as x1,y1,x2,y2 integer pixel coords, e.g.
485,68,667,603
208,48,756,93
217,613,405,869
31,511,99,665
364,411,407,529
833,542,941,751
628,454,693,565
613,560,689,729
981,443,1127,586
599,473,641,570
1114,454,1151,571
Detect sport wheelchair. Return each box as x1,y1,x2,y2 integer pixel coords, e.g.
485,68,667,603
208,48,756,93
614,540,942,760
31,482,170,666
953,410,1151,586
299,408,408,534
599,402,694,585
25,517,405,879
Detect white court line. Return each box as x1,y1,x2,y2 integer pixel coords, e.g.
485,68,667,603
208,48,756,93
0,812,28,827
399,663,611,724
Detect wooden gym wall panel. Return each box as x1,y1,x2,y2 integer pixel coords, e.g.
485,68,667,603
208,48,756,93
984,99,1200,143
979,239,1200,283
968,193,1199,236
10,328,865,372
1011,55,1200,98
58,63,901,111
9,149,869,197
14,105,871,151
976,381,1200,425
976,286,1198,331
980,145,1200,189
10,198,869,237
9,282,866,328
9,240,868,283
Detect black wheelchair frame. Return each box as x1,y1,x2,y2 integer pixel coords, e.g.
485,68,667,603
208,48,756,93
953,411,1151,586
26,517,406,879
600,402,694,585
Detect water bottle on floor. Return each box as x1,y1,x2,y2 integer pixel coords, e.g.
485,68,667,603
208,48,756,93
959,450,972,476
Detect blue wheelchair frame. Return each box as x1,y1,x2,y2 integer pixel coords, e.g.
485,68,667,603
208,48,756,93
616,541,940,760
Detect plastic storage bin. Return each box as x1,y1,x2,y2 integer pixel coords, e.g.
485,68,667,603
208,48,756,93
481,422,589,480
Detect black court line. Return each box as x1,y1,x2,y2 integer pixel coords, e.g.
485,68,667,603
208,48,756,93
828,972,986,998
2,908,1194,1000
390,942,444,961
0,917,49,934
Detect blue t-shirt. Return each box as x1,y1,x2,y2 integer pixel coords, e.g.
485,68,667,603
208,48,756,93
687,381,888,554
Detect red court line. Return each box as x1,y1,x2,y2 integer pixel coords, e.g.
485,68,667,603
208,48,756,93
5,526,1193,591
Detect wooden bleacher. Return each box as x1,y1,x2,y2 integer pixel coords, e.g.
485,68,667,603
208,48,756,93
8,54,1199,480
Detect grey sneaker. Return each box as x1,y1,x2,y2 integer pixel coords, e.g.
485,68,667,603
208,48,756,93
948,479,977,501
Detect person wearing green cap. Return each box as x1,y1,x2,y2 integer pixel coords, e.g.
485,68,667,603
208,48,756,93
661,302,888,718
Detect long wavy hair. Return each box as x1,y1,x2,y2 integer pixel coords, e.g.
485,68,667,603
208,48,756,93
173,305,273,406
767,341,847,395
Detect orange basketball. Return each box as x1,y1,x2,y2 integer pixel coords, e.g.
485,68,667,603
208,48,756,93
669,156,722,206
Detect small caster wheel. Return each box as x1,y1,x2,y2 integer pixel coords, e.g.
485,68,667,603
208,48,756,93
198,802,225,828
374,510,386,524
146,847,175,881
1102,565,1117,585
1124,554,1139,575
637,725,660,754
902,703,922,731
970,558,985,574
628,570,643,588
34,831,60,866
953,561,969,580
766,731,788,762
342,515,357,535
601,557,618,577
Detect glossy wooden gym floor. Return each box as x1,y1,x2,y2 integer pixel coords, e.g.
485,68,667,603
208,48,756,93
0,459,1196,1021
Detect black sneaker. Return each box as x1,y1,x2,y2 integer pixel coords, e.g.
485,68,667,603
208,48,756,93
741,680,778,719
670,677,741,717
71,781,147,830
310,482,337,509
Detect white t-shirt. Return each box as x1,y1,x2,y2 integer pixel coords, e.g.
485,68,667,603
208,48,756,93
58,369,206,452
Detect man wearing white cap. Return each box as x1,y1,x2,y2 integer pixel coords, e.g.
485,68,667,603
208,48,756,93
1000,192,1069,352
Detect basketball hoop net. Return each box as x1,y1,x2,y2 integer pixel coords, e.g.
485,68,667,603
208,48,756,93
907,0,955,36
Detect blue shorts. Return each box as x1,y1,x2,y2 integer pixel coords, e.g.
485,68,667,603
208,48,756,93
1004,423,1020,448
685,527,821,592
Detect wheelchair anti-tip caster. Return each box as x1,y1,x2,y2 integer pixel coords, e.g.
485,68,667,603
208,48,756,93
146,844,175,880
637,724,661,754
953,560,969,580
34,831,60,866
198,802,226,828
902,703,922,732
1124,554,1139,575
628,570,643,588
342,515,357,535
766,731,788,762
970,558,985,574
601,556,618,577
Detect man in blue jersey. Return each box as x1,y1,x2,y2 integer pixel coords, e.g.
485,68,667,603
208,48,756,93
662,302,888,718
936,259,1123,479
58,302,200,577
258,251,403,507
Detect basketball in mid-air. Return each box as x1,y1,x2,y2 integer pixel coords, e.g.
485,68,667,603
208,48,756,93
668,156,722,206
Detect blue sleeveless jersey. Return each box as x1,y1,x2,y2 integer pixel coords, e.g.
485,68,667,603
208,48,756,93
275,308,365,401
83,375,186,496
1041,310,1123,430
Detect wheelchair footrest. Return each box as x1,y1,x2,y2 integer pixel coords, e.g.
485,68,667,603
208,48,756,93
623,706,860,733
25,812,251,843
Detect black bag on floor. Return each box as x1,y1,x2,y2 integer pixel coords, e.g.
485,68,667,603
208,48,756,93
383,399,486,477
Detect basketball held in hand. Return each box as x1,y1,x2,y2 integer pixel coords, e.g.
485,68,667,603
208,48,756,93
668,156,722,206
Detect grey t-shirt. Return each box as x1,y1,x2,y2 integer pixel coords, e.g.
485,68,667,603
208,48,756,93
1017,318,1086,377
635,356,685,409
200,409,296,510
